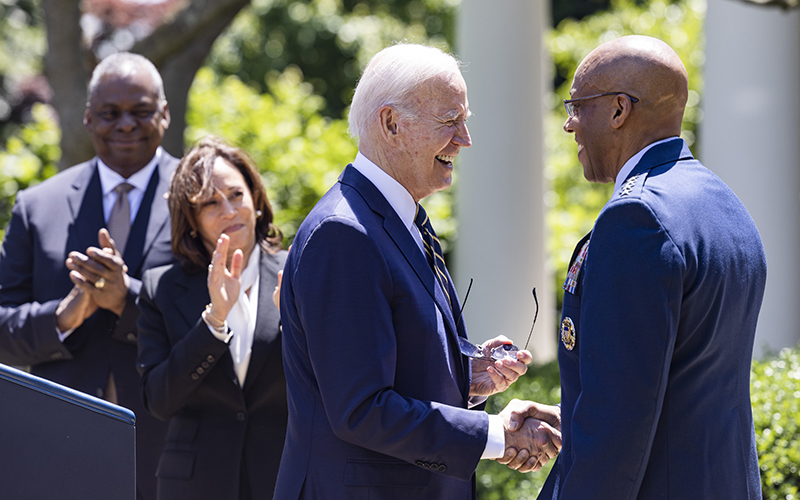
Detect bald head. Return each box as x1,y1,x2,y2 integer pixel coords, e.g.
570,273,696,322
576,35,688,136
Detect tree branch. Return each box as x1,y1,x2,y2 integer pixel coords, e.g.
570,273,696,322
131,0,251,67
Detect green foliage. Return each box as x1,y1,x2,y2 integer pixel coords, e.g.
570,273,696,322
751,346,800,500
0,0,46,141
0,103,59,239
476,360,561,500
545,0,705,309
207,0,461,118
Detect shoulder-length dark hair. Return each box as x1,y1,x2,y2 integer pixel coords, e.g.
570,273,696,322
169,136,283,273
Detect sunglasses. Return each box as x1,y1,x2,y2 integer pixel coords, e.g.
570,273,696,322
456,279,538,362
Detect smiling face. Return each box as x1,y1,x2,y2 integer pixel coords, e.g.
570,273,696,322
563,70,619,184
84,67,170,178
392,73,472,201
195,157,257,264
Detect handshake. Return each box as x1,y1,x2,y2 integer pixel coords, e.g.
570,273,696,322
496,399,562,473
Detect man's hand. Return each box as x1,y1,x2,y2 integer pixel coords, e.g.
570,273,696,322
496,399,562,472
470,335,532,397
55,285,99,332
65,229,131,316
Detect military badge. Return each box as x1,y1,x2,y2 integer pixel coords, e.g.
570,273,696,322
561,317,576,350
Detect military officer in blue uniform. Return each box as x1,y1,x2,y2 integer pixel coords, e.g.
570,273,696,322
513,36,767,499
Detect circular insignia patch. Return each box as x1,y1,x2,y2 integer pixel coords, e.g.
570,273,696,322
561,317,576,351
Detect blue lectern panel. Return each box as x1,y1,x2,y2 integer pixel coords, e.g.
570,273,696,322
0,363,136,499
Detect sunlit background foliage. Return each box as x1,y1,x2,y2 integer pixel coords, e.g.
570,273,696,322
0,0,797,498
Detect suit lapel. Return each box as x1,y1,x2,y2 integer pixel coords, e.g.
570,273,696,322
173,268,239,386
66,160,105,254
339,166,467,388
127,154,176,277
243,250,284,394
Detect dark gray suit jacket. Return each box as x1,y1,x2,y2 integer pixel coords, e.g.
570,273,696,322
0,154,179,500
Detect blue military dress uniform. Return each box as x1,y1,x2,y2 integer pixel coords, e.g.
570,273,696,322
539,138,766,500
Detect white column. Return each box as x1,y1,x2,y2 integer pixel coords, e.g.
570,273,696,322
702,0,800,356
454,0,555,362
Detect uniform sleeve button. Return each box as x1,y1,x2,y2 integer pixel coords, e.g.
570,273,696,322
236,412,246,422
437,464,447,472
126,332,137,342
51,352,64,360
191,373,200,380
196,367,204,374
201,361,209,368
206,355,215,363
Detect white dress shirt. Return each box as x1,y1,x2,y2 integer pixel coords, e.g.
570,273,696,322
97,146,162,224
351,152,505,460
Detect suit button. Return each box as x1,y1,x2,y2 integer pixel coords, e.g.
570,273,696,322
206,355,215,363
196,367,204,374
415,461,424,467
236,412,246,422
201,361,209,368
437,464,447,472
126,332,137,342
51,352,64,360
191,373,199,380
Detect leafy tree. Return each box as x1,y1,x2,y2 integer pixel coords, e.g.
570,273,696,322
207,0,460,119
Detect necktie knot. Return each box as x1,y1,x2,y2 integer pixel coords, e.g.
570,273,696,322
114,182,134,196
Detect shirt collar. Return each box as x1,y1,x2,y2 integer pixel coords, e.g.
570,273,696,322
613,137,679,195
97,147,162,196
351,152,418,231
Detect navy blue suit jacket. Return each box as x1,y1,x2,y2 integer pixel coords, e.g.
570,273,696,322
137,249,288,499
540,139,766,499
0,155,178,500
274,165,488,500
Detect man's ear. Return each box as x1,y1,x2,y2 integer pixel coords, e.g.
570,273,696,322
161,101,171,130
378,105,400,143
610,94,633,129
83,105,91,128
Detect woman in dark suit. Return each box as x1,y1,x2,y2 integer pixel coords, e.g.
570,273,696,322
137,136,287,499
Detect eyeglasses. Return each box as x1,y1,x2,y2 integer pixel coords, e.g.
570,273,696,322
456,280,538,362
563,92,639,118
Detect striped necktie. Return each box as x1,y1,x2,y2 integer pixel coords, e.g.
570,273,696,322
414,204,451,307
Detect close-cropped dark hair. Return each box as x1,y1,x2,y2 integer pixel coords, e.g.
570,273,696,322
169,136,283,273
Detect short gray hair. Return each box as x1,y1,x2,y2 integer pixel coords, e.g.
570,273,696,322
87,52,166,103
348,43,462,141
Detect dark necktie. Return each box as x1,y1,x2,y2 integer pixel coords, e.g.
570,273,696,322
107,182,134,255
414,204,451,307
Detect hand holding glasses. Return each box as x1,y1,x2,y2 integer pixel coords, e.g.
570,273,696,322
456,279,538,362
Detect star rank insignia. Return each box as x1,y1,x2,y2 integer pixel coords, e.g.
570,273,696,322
561,317,576,350
618,174,640,197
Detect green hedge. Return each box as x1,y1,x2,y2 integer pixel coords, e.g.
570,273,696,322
752,346,800,500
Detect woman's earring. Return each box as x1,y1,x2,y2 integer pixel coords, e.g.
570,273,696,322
190,230,197,238
256,210,263,218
